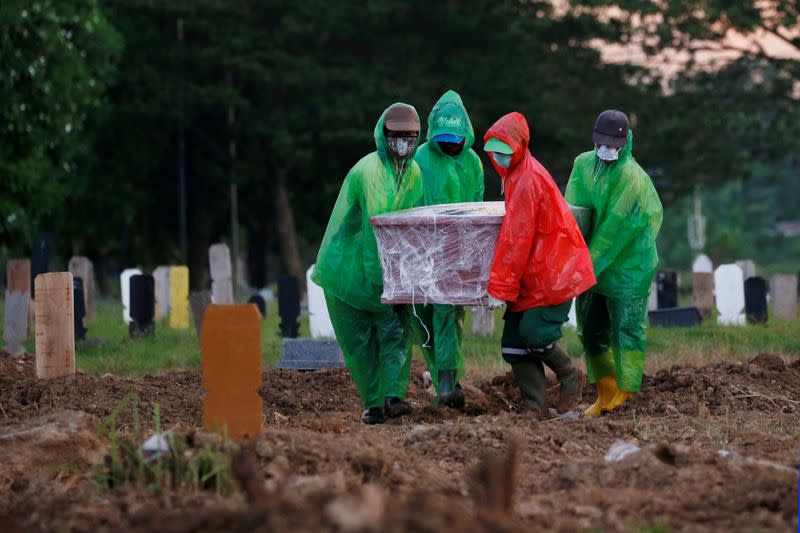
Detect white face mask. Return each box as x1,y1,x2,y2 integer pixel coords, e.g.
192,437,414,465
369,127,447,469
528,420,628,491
596,145,619,161
493,153,512,168
387,136,417,158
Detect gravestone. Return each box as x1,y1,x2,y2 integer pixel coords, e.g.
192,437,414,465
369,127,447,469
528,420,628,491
648,307,702,327
692,273,715,318
692,254,713,274
4,259,31,354
120,268,142,324
770,274,798,321
656,271,678,309
30,232,53,299
306,265,334,338
744,276,768,325
735,259,757,280
189,290,213,336
247,294,266,319
471,306,495,336
73,277,87,341
202,305,262,438
647,280,658,311
130,274,156,337
34,272,75,379
169,266,190,329
278,275,300,338
209,243,234,304
68,256,95,319
153,266,170,321
714,264,746,326
277,338,345,370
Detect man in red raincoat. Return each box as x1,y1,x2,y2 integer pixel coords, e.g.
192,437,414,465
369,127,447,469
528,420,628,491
484,112,596,416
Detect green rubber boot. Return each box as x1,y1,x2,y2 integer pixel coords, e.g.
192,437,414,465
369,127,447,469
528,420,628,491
541,343,584,412
510,359,548,418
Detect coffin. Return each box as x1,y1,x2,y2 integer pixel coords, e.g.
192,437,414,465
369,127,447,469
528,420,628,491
371,201,593,305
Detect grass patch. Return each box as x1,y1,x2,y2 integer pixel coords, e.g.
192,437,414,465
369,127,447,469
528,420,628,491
1,297,797,377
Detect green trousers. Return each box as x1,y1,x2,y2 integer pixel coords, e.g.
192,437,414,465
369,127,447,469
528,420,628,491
576,291,648,392
500,300,572,363
411,304,465,393
325,292,412,408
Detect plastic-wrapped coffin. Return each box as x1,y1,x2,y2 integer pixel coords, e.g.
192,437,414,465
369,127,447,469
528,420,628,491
371,201,593,305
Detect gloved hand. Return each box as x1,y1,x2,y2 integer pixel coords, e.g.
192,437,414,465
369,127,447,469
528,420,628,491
486,295,506,310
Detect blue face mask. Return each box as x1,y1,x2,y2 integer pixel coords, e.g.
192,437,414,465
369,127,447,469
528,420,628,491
493,153,512,168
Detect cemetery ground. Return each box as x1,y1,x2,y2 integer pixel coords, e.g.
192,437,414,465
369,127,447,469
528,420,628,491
0,299,798,532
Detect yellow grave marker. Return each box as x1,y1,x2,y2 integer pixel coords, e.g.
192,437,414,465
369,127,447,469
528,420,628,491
169,266,189,329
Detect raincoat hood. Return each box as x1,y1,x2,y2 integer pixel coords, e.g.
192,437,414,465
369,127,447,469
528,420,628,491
375,102,422,163
426,90,475,155
483,112,530,178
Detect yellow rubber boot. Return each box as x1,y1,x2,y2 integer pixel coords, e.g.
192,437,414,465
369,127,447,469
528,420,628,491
606,390,633,411
583,375,618,417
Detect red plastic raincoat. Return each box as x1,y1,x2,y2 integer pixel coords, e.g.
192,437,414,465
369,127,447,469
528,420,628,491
485,112,596,312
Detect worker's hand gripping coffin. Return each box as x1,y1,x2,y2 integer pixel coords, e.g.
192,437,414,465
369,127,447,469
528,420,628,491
371,201,593,305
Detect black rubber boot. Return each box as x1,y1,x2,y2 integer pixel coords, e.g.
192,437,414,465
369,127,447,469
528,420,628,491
361,407,385,425
384,396,411,418
510,359,548,418
541,343,584,412
438,369,466,409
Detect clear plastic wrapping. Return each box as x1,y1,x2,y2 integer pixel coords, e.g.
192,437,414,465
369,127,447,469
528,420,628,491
371,201,593,305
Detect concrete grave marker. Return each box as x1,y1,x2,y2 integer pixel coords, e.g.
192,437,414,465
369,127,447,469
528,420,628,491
30,232,53,299
4,259,31,354
770,274,798,321
130,274,156,337
692,272,715,318
656,270,678,309
169,266,189,329
202,305,262,438
471,306,495,336
714,264,745,326
735,259,757,280
278,274,300,338
209,243,234,305
692,254,713,274
68,256,95,319
277,338,345,370
247,294,266,319
73,278,87,341
120,268,142,324
306,265,334,338
35,272,75,379
153,266,170,321
744,276,768,325
647,280,658,311
189,290,212,336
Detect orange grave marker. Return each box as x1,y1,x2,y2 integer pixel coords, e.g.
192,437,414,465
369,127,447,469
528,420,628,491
202,304,262,438
34,272,76,379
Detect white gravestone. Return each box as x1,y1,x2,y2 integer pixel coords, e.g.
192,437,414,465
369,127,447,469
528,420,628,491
647,280,658,311
471,306,496,336
770,274,798,321
153,266,170,321
566,299,577,329
120,268,142,324
209,243,234,305
306,265,335,338
692,254,713,273
714,264,746,326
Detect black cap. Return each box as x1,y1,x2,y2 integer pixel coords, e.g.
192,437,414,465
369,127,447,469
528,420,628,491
592,109,629,149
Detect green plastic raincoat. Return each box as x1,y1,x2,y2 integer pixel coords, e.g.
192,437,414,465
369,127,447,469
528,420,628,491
412,90,484,392
565,130,663,391
312,103,424,408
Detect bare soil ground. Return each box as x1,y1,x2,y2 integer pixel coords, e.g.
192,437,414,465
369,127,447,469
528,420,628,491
0,351,797,532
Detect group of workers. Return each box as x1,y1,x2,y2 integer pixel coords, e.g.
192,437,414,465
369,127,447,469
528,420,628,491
312,90,663,424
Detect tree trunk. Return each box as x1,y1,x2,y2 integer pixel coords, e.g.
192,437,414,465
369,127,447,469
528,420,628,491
274,167,306,292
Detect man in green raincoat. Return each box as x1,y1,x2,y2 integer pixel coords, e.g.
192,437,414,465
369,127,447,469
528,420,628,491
312,103,424,424
412,90,484,409
565,109,663,416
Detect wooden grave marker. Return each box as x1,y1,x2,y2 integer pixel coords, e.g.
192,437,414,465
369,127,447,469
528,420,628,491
35,272,75,379
68,256,95,319
692,273,715,318
209,243,234,304
4,259,31,354
202,304,262,438
169,266,190,329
